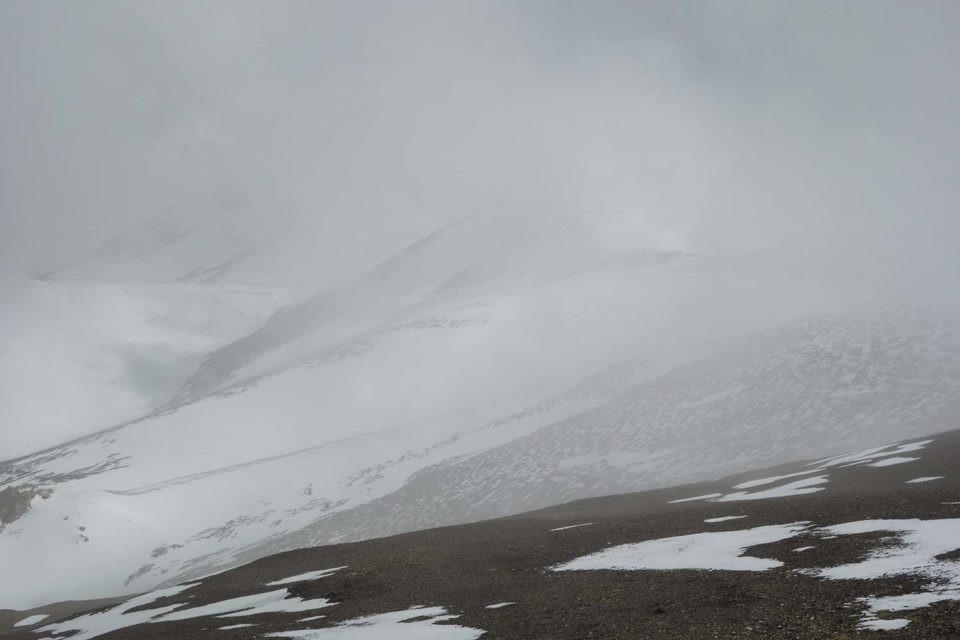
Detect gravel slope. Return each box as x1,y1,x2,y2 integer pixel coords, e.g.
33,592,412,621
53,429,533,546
4,428,958,639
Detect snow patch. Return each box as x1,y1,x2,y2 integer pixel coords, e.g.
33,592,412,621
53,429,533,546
906,476,945,484
554,517,960,632
861,617,911,631
267,606,485,640
811,518,960,629
704,516,748,523
35,583,333,639
35,582,198,640
732,469,821,490
716,476,829,502
485,602,515,609
668,493,722,504
552,523,810,572
549,523,593,532
13,614,48,627
866,457,919,468
181,590,334,620
813,440,932,468
266,567,345,586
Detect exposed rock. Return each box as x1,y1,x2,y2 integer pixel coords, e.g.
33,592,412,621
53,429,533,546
0,484,52,527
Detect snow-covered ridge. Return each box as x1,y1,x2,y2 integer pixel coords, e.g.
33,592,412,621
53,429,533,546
5,207,960,612
175,208,598,400
3,308,958,610
39,195,290,285
0,276,298,458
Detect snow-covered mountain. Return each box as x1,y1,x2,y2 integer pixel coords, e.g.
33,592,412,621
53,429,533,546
0,277,298,458
5,429,959,639
2,209,957,611
38,195,330,287
176,208,596,400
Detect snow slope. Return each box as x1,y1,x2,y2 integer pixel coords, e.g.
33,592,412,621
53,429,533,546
37,194,344,288
0,277,297,458
3,211,959,610
6,428,959,639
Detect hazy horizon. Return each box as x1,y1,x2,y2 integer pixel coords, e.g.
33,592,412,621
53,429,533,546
2,1,959,299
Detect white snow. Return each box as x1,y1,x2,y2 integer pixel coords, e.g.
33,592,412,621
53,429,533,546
34,583,333,640
552,523,810,572
553,517,960,632
813,519,960,583
813,440,932,468
267,606,485,640
793,546,816,552
906,476,945,484
866,457,920,468
668,493,723,504
298,616,326,622
0,277,296,457
219,624,256,630
35,582,198,640
861,617,911,631
732,469,821,490
716,476,829,501
857,590,960,631
266,567,345,586
216,594,335,618
13,614,48,627
7,281,960,611
484,602,515,609
704,516,748,523
549,523,593,532
158,589,333,621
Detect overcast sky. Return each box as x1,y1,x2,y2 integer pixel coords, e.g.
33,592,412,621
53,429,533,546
2,0,959,291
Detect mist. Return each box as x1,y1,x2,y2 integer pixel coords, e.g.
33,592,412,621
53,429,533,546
1,0,957,296
4,1,960,617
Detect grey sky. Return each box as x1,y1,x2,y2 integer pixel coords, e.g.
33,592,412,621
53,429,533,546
1,0,958,292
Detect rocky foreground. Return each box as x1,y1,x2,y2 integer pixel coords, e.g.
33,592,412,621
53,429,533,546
2,428,959,639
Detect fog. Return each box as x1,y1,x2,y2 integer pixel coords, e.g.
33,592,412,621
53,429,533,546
1,0,958,294
5,2,960,612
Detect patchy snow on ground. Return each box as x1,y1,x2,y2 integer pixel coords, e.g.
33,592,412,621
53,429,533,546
33,583,333,640
812,518,960,629
267,606,485,640
665,438,939,509
813,440,932,468
906,476,945,484
861,616,911,631
552,523,810,572
34,583,198,640
793,546,816,552
219,624,256,630
484,602,516,609
716,476,829,502
704,516,748,523
668,493,722,504
866,457,920,468
163,590,334,620
13,614,48,627
554,516,960,632
731,470,821,490
267,567,345,586
549,523,593,532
